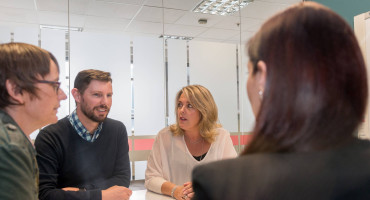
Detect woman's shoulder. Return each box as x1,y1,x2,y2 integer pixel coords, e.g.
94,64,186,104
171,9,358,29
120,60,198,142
155,126,175,139
214,127,231,137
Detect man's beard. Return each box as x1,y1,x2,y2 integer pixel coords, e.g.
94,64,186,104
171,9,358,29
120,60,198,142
80,99,110,123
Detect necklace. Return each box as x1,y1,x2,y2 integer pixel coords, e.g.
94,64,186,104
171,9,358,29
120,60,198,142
190,138,206,161
198,140,206,161
185,135,203,144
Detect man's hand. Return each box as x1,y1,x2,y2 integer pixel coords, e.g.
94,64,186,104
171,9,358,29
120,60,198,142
62,187,80,191
102,185,132,200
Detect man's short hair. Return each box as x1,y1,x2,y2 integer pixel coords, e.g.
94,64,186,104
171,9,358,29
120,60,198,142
74,69,112,94
0,42,56,108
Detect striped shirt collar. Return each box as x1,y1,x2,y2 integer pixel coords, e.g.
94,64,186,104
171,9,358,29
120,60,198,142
68,109,103,142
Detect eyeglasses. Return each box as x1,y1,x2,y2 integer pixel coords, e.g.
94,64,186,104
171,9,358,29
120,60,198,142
36,80,61,93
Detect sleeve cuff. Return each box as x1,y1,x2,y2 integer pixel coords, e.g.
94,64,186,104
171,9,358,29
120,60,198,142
146,177,167,194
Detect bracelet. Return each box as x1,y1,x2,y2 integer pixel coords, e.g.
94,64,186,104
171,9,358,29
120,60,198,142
171,186,178,198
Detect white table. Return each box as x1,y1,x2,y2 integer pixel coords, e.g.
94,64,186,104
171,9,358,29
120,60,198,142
131,190,173,200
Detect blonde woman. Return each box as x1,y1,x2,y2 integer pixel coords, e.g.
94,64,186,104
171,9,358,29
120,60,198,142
145,85,237,200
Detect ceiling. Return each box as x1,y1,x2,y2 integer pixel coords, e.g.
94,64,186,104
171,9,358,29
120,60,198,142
0,0,302,43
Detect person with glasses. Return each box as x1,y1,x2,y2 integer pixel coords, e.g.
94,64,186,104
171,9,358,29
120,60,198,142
35,69,132,200
0,42,67,200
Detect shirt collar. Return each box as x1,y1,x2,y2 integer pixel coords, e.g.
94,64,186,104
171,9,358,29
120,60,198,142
68,109,103,142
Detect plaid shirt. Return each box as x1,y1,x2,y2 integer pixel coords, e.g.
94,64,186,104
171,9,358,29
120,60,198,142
68,109,103,142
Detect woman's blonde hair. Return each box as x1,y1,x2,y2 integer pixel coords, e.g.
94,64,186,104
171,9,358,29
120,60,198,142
170,85,220,143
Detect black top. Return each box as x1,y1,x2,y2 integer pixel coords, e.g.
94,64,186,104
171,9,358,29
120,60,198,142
193,138,370,200
193,152,207,161
35,117,131,200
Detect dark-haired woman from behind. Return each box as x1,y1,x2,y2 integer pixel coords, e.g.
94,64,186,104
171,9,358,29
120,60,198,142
192,2,370,200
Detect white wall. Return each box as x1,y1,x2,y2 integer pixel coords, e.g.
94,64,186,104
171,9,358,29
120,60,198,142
189,40,239,132
70,31,132,133
167,40,188,125
40,29,69,120
133,36,165,135
240,44,255,132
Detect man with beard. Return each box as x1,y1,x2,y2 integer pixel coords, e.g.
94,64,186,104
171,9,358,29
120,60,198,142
35,69,131,200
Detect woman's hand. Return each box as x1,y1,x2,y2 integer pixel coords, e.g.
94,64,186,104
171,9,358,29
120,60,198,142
173,185,185,200
181,182,194,199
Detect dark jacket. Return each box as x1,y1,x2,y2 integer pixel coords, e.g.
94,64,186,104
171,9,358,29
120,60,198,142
193,138,370,200
0,110,38,200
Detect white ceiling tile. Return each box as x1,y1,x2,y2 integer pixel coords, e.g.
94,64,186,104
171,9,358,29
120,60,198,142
95,0,145,5
85,16,130,31
255,0,301,5
213,16,241,30
175,12,225,28
39,12,86,27
164,9,187,23
237,1,286,20
87,1,141,19
240,18,263,32
0,0,300,42
125,20,163,35
134,6,163,23
0,0,35,10
36,0,90,15
162,0,201,10
135,7,187,24
142,0,162,7
197,28,239,40
164,24,207,37
0,7,38,24
164,8,187,23
144,0,200,10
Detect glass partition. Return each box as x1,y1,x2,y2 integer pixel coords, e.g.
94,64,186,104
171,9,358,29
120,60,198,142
0,0,301,181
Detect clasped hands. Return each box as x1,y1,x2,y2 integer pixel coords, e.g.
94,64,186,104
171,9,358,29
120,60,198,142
174,182,194,200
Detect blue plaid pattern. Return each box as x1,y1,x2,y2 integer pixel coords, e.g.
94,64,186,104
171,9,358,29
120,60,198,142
68,110,103,142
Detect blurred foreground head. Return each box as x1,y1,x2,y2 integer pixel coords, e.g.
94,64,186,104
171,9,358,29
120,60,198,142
244,2,367,154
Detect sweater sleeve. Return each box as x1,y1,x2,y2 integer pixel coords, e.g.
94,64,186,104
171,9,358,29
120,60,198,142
145,131,167,194
90,123,131,188
220,129,238,158
35,128,102,200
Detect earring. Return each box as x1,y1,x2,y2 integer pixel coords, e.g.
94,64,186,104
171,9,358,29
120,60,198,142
259,90,263,99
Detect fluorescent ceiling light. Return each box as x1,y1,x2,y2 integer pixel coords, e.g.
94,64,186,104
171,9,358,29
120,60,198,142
159,35,193,41
40,25,83,32
193,0,253,16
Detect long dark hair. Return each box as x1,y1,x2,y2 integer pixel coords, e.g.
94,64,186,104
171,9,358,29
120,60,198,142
243,2,368,154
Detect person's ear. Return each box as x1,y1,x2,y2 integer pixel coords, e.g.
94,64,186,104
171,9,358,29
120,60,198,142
5,79,25,104
71,88,81,104
256,60,267,94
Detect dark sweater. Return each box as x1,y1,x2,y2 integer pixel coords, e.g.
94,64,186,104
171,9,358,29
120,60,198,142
35,117,130,200
193,138,370,200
